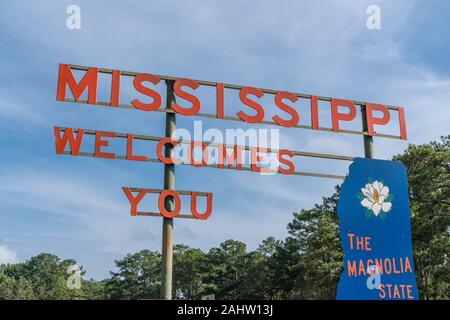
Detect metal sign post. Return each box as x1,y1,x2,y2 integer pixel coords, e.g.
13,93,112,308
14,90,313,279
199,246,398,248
361,104,375,159
161,81,176,299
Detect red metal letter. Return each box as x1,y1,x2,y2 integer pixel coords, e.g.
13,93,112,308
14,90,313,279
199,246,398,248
187,141,209,167
237,87,265,123
278,149,295,175
126,134,148,161
365,102,391,136
398,107,407,140
110,70,121,107
156,137,178,164
250,147,271,173
191,192,213,220
311,95,319,129
122,187,148,216
54,127,84,155
131,73,162,111
172,78,201,115
218,144,242,170
216,82,225,119
56,64,98,104
331,98,357,132
158,190,181,218
273,91,299,127
94,131,116,159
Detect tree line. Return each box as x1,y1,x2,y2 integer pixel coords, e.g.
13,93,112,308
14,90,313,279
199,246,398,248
1,136,448,300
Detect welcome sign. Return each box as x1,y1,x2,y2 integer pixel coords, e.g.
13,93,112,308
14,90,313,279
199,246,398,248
54,63,412,299
337,158,419,300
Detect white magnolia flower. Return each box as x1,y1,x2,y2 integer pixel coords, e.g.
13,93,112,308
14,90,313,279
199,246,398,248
360,180,392,216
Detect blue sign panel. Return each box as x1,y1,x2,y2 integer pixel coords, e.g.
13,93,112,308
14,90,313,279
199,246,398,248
337,158,419,300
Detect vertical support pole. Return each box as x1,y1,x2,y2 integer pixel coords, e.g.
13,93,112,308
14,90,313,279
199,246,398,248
161,80,176,300
361,104,374,158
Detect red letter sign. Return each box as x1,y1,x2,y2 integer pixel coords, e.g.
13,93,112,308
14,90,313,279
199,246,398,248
331,98,357,132
216,82,225,119
191,192,213,220
156,137,179,164
237,87,265,123
365,102,390,136
126,134,148,161
131,73,162,111
54,127,84,155
273,91,299,127
188,141,209,167
218,144,242,170
172,78,201,115
56,64,98,104
311,95,319,129
95,131,116,159
278,149,295,175
123,187,148,216
158,190,181,218
110,70,121,107
398,107,407,140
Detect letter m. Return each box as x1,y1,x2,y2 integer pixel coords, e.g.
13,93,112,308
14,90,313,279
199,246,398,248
56,63,98,104
347,260,357,277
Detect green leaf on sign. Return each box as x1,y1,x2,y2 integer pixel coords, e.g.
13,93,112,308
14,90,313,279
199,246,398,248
379,212,387,220
364,209,373,219
357,192,365,200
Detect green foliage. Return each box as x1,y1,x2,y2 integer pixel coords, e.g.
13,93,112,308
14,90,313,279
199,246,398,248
0,253,87,300
0,136,448,300
105,250,161,299
394,135,450,299
286,190,343,299
173,244,205,299
202,240,255,299
0,273,34,300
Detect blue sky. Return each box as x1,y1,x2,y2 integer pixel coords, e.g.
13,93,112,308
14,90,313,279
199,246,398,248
0,0,449,279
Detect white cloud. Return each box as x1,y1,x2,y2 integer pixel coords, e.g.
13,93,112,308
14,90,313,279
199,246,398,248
0,245,18,264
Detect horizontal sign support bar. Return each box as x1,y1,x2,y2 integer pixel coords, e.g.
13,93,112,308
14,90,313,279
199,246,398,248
60,127,355,161
128,187,210,197
62,151,346,180
69,64,400,111
62,98,402,140
136,212,197,219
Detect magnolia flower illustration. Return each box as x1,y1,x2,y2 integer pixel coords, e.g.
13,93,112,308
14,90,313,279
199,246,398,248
357,179,393,219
